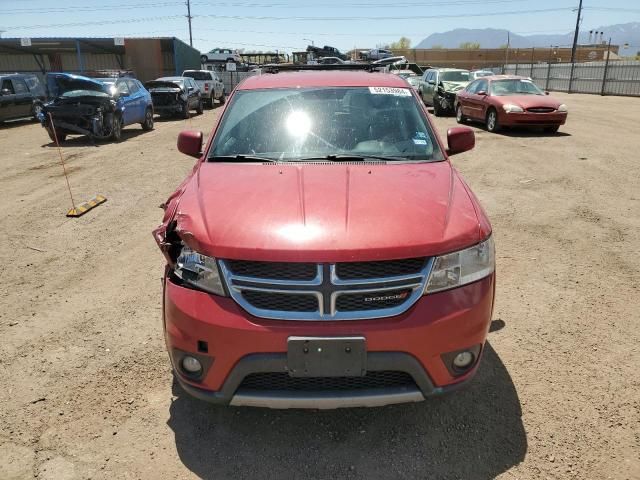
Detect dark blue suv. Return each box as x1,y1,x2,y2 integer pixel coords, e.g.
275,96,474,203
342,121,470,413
40,73,154,142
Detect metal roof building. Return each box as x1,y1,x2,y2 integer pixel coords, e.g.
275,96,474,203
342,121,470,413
0,37,201,82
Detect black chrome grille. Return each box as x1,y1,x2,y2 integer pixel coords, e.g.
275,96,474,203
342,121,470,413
336,288,413,312
335,258,425,279
241,290,318,312
526,107,555,113
227,260,317,281
220,257,430,321
238,371,416,392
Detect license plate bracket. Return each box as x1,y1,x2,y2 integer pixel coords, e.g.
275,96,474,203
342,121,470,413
287,336,366,377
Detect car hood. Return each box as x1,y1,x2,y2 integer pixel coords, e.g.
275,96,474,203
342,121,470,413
492,94,562,109
145,80,183,91
171,162,484,262
46,73,110,98
441,81,468,93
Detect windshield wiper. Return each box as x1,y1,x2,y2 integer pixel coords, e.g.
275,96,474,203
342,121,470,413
297,154,409,162
209,154,278,163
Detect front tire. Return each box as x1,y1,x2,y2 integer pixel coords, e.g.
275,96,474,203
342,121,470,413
196,99,203,115
455,104,466,124
141,108,154,131
433,96,442,116
486,108,500,133
32,102,43,121
218,91,226,105
544,125,560,133
181,102,190,119
46,127,66,143
111,114,123,141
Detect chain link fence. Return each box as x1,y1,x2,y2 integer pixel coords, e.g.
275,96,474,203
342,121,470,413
499,60,640,97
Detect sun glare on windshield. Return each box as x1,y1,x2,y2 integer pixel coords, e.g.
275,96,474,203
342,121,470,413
286,110,312,138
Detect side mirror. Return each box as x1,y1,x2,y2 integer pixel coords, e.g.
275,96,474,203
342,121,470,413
447,126,475,156
477,90,487,96
545,91,550,95
188,86,195,92
0,88,12,96
177,130,203,158
428,80,435,85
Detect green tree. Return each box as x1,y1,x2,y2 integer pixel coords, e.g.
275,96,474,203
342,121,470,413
459,42,481,49
388,37,412,49
431,44,444,49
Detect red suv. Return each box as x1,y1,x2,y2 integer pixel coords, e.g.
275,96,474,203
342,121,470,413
154,67,495,409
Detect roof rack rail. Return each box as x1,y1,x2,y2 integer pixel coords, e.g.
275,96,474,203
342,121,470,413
262,63,381,74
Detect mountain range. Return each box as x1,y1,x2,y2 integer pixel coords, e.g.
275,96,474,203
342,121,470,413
415,22,640,50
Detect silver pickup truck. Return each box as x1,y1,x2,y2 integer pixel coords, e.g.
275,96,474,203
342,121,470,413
182,70,225,108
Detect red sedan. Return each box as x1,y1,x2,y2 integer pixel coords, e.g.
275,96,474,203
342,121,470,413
455,75,568,133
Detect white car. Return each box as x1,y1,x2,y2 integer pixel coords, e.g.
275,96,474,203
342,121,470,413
469,70,495,80
182,70,225,108
200,48,242,64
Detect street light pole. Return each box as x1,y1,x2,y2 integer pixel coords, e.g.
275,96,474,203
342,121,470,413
186,0,193,47
570,0,583,64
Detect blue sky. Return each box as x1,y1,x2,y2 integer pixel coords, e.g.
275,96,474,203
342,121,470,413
0,0,638,52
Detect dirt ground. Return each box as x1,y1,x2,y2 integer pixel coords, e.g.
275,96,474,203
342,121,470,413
0,92,638,480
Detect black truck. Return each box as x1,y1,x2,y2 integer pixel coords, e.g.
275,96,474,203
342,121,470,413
306,45,348,61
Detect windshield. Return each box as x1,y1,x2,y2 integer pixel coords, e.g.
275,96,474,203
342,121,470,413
208,87,444,162
441,71,470,82
183,72,210,81
491,79,544,96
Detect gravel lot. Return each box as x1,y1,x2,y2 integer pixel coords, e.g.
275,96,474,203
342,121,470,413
0,93,638,480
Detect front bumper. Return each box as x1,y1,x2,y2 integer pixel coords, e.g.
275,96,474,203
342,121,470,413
164,274,495,408
154,103,185,114
500,111,567,126
436,91,459,112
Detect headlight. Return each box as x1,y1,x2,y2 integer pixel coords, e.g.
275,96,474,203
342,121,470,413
557,104,568,112
424,236,495,294
174,246,225,296
502,104,524,113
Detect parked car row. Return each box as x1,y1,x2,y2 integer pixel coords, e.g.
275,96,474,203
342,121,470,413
0,73,46,123
414,66,568,132
32,70,226,143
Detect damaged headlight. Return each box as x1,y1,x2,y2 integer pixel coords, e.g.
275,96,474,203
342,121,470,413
424,236,495,294
174,246,226,296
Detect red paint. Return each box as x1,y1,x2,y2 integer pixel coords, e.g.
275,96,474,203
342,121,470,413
456,74,568,128
156,70,495,402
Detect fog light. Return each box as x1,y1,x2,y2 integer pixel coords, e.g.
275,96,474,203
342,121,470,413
453,351,474,369
181,355,202,374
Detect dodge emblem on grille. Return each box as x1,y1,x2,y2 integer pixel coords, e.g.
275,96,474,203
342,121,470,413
363,292,409,303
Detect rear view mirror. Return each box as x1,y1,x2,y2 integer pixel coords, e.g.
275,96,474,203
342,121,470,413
447,127,475,156
177,130,203,158
477,90,487,96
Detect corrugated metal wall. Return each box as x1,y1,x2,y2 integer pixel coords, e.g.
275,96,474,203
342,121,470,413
501,60,640,97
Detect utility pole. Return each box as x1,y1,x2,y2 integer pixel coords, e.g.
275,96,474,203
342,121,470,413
570,0,583,64
186,0,193,47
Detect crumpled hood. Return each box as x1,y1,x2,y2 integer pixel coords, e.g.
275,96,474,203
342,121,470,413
172,162,483,262
441,81,468,93
46,73,110,98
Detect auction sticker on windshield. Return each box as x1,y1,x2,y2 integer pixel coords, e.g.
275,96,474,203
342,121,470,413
369,86,412,96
